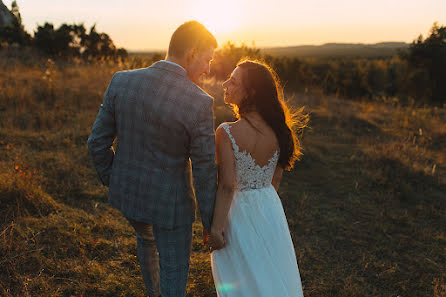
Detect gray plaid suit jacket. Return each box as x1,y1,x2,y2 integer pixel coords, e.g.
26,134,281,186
87,61,217,230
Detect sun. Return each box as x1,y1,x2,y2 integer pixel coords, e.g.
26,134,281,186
188,0,243,35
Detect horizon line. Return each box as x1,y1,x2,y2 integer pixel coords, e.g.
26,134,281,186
127,40,410,53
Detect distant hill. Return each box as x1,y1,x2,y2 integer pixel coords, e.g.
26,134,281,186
262,42,409,58
129,42,409,59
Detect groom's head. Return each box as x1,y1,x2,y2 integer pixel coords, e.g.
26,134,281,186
167,21,217,83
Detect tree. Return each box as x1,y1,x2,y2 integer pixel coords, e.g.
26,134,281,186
401,22,446,103
0,0,30,46
10,1,21,24
33,23,127,60
82,24,115,58
33,23,67,56
82,24,127,60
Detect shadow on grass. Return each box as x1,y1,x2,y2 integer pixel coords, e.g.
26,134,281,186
280,108,445,297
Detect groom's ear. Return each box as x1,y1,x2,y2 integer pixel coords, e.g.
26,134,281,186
185,47,198,62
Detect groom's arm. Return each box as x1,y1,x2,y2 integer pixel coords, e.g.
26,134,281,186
87,74,118,187
190,98,218,231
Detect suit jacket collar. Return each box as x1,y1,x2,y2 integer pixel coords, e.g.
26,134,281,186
151,60,188,78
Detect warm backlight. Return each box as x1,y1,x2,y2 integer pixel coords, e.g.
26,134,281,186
189,0,243,34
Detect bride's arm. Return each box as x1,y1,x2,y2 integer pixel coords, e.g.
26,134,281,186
272,165,284,191
209,125,236,250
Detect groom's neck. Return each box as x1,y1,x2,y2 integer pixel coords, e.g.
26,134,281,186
165,55,186,70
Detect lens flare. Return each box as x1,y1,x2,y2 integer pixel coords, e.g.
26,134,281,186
216,282,237,293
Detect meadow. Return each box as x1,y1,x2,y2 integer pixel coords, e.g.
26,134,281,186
0,49,445,297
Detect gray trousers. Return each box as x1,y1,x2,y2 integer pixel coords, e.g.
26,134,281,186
127,218,192,297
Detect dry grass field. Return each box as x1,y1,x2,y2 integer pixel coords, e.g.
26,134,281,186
0,51,445,296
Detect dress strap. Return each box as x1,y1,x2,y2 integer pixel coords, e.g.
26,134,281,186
221,123,239,153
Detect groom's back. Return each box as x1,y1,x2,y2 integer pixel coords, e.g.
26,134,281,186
113,64,203,165
107,61,213,228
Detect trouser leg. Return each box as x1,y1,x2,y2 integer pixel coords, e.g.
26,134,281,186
153,224,193,297
127,218,161,297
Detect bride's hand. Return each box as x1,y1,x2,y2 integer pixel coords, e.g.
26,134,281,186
209,228,226,252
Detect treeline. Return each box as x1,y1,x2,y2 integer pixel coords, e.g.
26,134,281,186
0,1,127,60
1,1,443,104
210,23,445,105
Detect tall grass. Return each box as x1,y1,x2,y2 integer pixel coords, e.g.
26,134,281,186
0,50,444,296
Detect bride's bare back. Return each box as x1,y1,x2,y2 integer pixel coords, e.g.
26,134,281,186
227,118,279,168
215,114,284,193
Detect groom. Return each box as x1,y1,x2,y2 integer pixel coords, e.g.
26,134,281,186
87,21,218,297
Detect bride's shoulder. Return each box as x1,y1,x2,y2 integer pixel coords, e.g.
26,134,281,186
216,122,231,136
216,120,240,132
216,121,239,143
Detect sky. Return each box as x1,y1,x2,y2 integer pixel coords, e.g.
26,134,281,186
4,0,446,51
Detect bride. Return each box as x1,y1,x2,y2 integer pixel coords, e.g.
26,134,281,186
209,60,307,297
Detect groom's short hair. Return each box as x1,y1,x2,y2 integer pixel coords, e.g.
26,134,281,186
168,21,217,57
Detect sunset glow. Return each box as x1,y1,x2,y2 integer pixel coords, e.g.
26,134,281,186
3,0,446,51
188,0,244,35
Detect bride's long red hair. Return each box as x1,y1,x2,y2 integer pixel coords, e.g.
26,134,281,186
232,59,308,171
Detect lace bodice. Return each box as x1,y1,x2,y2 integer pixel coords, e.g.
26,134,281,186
221,123,279,191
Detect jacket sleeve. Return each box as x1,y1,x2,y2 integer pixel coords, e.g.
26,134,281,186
87,73,118,187
189,98,218,231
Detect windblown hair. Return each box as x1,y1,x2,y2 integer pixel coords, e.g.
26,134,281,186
168,20,218,58
233,60,308,171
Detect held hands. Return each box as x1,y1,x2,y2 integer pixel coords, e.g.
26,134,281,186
209,228,226,252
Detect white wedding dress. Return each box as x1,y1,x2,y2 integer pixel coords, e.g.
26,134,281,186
211,123,304,297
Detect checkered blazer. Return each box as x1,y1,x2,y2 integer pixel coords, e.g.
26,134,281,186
87,61,217,230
